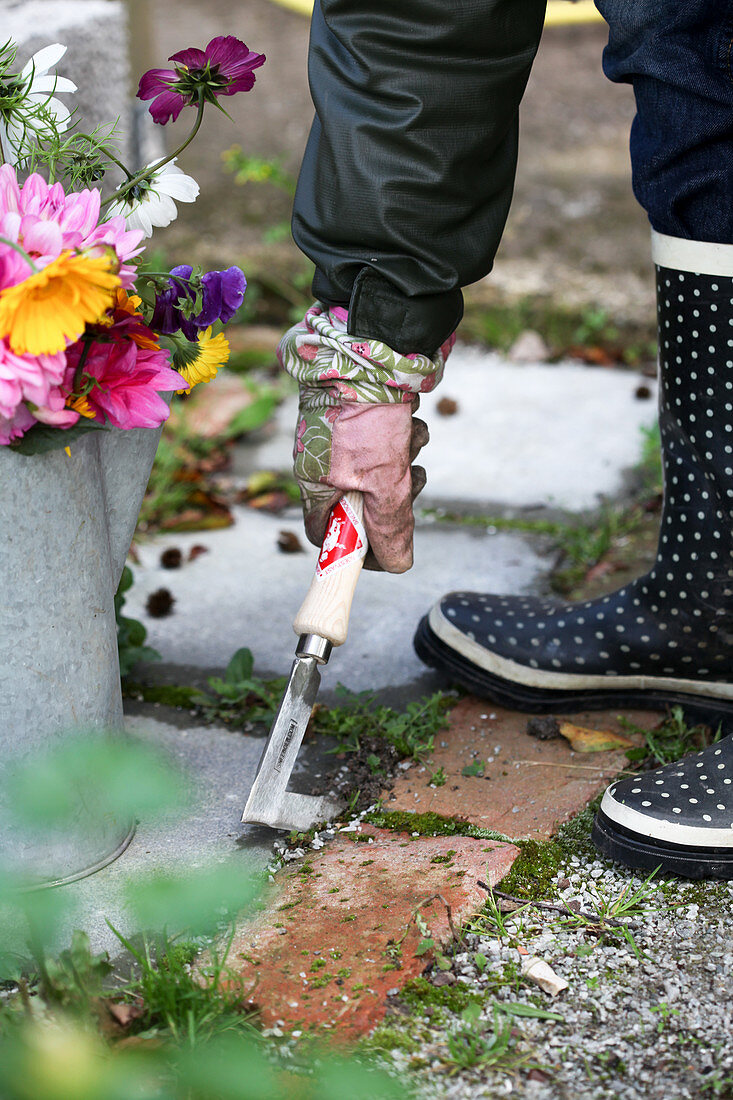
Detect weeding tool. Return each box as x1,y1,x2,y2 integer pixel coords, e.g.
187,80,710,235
241,490,367,830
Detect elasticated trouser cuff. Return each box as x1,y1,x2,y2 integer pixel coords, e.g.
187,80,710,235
313,268,463,358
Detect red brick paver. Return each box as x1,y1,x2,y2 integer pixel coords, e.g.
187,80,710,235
385,698,652,839
228,826,518,1036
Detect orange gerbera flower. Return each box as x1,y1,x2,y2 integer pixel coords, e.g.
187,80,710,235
0,251,121,356
96,288,161,351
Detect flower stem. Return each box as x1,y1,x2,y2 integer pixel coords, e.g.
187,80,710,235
72,333,94,392
100,93,206,211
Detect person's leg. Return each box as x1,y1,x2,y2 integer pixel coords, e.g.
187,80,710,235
415,0,733,876
292,0,547,356
598,0,733,244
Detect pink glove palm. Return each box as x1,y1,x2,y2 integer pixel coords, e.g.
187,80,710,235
278,305,454,572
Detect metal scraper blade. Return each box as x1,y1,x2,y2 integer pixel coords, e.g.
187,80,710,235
241,655,343,830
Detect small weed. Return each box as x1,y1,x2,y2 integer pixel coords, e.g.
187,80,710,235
413,914,452,971
193,648,288,727
461,759,487,778
622,705,720,768
474,952,488,974
466,891,531,941
115,566,161,677
313,687,453,765
429,766,447,787
421,504,643,597
445,1004,523,1073
650,1001,680,1034
109,925,257,1045
34,931,112,1013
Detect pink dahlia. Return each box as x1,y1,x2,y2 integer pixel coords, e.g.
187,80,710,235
0,166,144,292
0,340,67,418
0,403,35,445
138,36,265,125
66,338,183,430
0,344,79,444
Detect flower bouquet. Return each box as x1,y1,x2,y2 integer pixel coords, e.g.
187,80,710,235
0,35,265,452
0,34,268,878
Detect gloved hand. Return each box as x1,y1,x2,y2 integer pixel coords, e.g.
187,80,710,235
278,305,454,573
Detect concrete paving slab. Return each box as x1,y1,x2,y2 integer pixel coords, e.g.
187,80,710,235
244,344,658,513
226,825,519,1036
385,697,654,839
9,715,276,962
124,507,547,691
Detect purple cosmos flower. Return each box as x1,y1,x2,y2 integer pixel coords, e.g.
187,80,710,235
152,264,247,340
138,36,265,125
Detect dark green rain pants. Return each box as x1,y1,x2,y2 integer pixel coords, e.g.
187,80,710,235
291,0,548,355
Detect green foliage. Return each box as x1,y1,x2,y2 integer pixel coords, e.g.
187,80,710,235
27,122,124,188
193,648,288,727
222,148,297,195
461,759,486,778
122,865,262,937
3,735,188,833
313,686,452,765
38,932,112,1013
109,926,257,1044
459,294,656,364
621,705,720,768
138,390,278,534
9,419,107,455
0,736,411,1100
0,1016,407,1100
115,566,161,677
445,1004,522,1072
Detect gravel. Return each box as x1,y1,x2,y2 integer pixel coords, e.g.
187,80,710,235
382,857,733,1100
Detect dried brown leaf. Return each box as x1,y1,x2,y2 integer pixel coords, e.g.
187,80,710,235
557,721,637,753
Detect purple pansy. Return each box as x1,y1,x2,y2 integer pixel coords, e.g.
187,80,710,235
138,36,265,125
152,265,247,340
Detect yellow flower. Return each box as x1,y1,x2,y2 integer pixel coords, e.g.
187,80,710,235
0,251,121,356
66,393,96,419
177,327,230,394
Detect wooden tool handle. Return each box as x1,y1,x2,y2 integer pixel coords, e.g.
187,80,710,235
293,491,367,647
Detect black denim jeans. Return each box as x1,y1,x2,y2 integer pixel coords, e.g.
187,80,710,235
292,0,733,353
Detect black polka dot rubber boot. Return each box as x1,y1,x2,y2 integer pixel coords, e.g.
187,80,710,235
591,739,733,878
414,232,733,877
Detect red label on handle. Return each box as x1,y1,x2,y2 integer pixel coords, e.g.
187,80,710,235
316,497,366,578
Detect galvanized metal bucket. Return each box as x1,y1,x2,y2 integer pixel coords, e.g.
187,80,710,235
0,424,162,887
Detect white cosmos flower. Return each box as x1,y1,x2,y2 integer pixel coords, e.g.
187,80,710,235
0,43,77,166
107,158,200,238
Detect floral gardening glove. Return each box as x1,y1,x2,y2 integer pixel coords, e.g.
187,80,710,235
277,304,454,573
